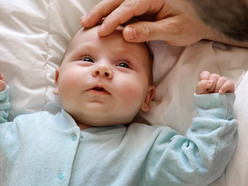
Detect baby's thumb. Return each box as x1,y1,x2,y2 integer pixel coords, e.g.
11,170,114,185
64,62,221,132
123,21,161,42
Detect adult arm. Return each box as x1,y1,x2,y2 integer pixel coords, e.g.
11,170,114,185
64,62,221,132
81,0,248,48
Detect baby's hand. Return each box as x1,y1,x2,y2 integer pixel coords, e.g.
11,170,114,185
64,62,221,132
196,71,235,94
0,72,6,91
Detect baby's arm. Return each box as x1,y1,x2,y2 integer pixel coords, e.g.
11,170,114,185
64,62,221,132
146,71,237,185
196,71,235,94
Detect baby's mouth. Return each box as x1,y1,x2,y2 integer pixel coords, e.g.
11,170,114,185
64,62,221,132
93,87,105,91
88,86,110,95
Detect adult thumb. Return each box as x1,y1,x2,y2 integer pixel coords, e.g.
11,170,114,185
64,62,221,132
122,16,203,46
122,18,181,44
122,21,160,42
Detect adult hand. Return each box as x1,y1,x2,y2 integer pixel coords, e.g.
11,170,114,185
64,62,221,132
80,0,214,46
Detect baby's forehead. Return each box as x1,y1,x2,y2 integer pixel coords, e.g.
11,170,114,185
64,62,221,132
74,26,122,41
69,26,152,62
71,27,149,52
76,26,98,36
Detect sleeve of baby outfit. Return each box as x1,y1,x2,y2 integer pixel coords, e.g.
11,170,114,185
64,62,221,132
0,86,10,123
0,86,11,144
145,93,237,186
0,86,11,186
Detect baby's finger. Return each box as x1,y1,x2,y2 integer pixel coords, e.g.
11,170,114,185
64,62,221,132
196,80,213,94
208,73,219,93
219,80,235,94
0,72,5,80
199,71,210,81
215,76,228,93
0,72,6,91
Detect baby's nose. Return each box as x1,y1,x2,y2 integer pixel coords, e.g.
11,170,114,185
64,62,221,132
91,64,113,79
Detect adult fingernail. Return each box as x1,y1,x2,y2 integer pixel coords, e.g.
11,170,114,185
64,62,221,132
81,15,88,23
125,26,136,40
98,23,105,34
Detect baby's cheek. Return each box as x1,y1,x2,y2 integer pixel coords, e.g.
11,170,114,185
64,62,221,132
60,71,80,90
121,84,146,110
58,74,80,101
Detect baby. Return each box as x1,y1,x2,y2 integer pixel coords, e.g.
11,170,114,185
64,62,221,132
0,26,237,186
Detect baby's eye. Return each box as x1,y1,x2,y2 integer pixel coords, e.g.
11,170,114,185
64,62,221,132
118,62,129,68
82,57,94,62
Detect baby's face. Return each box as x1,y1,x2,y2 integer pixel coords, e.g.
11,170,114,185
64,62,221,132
54,26,154,126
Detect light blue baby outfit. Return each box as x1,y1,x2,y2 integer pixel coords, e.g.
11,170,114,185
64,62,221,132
0,86,237,186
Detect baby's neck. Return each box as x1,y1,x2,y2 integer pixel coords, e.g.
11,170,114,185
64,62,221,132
77,122,92,130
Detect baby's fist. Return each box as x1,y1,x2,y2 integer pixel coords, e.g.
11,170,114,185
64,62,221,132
0,72,6,91
196,71,235,94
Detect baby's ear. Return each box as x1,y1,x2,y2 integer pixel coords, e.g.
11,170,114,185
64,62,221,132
141,85,155,112
53,69,60,95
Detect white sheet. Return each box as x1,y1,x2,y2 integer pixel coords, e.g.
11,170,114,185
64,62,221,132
143,41,248,134
142,41,248,186
0,0,101,120
0,0,248,185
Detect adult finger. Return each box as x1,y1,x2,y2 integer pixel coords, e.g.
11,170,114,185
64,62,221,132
97,1,140,36
122,18,187,44
81,0,124,28
97,0,166,36
122,14,205,46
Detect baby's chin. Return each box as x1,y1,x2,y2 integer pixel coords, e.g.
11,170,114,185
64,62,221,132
75,115,134,128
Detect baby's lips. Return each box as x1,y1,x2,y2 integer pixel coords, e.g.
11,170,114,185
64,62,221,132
87,85,111,95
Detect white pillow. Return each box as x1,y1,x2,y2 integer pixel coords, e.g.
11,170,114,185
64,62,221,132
0,0,101,120
1,1,248,185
